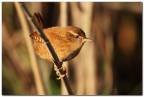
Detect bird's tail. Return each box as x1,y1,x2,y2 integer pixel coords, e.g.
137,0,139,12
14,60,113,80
34,12,44,29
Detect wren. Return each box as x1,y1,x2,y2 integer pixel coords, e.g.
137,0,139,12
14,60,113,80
30,26,88,62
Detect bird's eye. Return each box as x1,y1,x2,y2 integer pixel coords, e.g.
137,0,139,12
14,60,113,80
74,34,79,38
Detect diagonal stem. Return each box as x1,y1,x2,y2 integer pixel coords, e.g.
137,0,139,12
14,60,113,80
18,2,74,95
14,2,46,95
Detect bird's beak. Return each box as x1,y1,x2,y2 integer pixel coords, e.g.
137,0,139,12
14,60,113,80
84,38,92,42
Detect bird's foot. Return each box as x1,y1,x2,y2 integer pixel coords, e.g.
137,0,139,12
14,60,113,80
54,65,67,80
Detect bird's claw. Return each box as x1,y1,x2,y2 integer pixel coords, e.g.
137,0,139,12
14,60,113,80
54,65,67,80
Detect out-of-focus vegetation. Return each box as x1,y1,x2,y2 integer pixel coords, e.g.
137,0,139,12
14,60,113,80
2,2,142,95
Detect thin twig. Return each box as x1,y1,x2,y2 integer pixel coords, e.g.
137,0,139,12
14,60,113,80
14,2,46,95
60,2,69,95
18,2,74,95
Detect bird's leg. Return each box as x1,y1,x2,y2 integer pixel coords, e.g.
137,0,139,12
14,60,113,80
54,65,67,80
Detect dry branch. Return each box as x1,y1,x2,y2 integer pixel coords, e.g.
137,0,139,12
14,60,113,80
14,2,46,95
18,2,74,95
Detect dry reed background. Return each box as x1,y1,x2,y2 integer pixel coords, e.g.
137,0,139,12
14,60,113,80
2,2,142,95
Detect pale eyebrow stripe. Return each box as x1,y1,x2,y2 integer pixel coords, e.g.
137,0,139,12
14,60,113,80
69,30,78,36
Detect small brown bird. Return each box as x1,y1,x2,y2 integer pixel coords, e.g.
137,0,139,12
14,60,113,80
30,13,90,79
30,26,88,62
